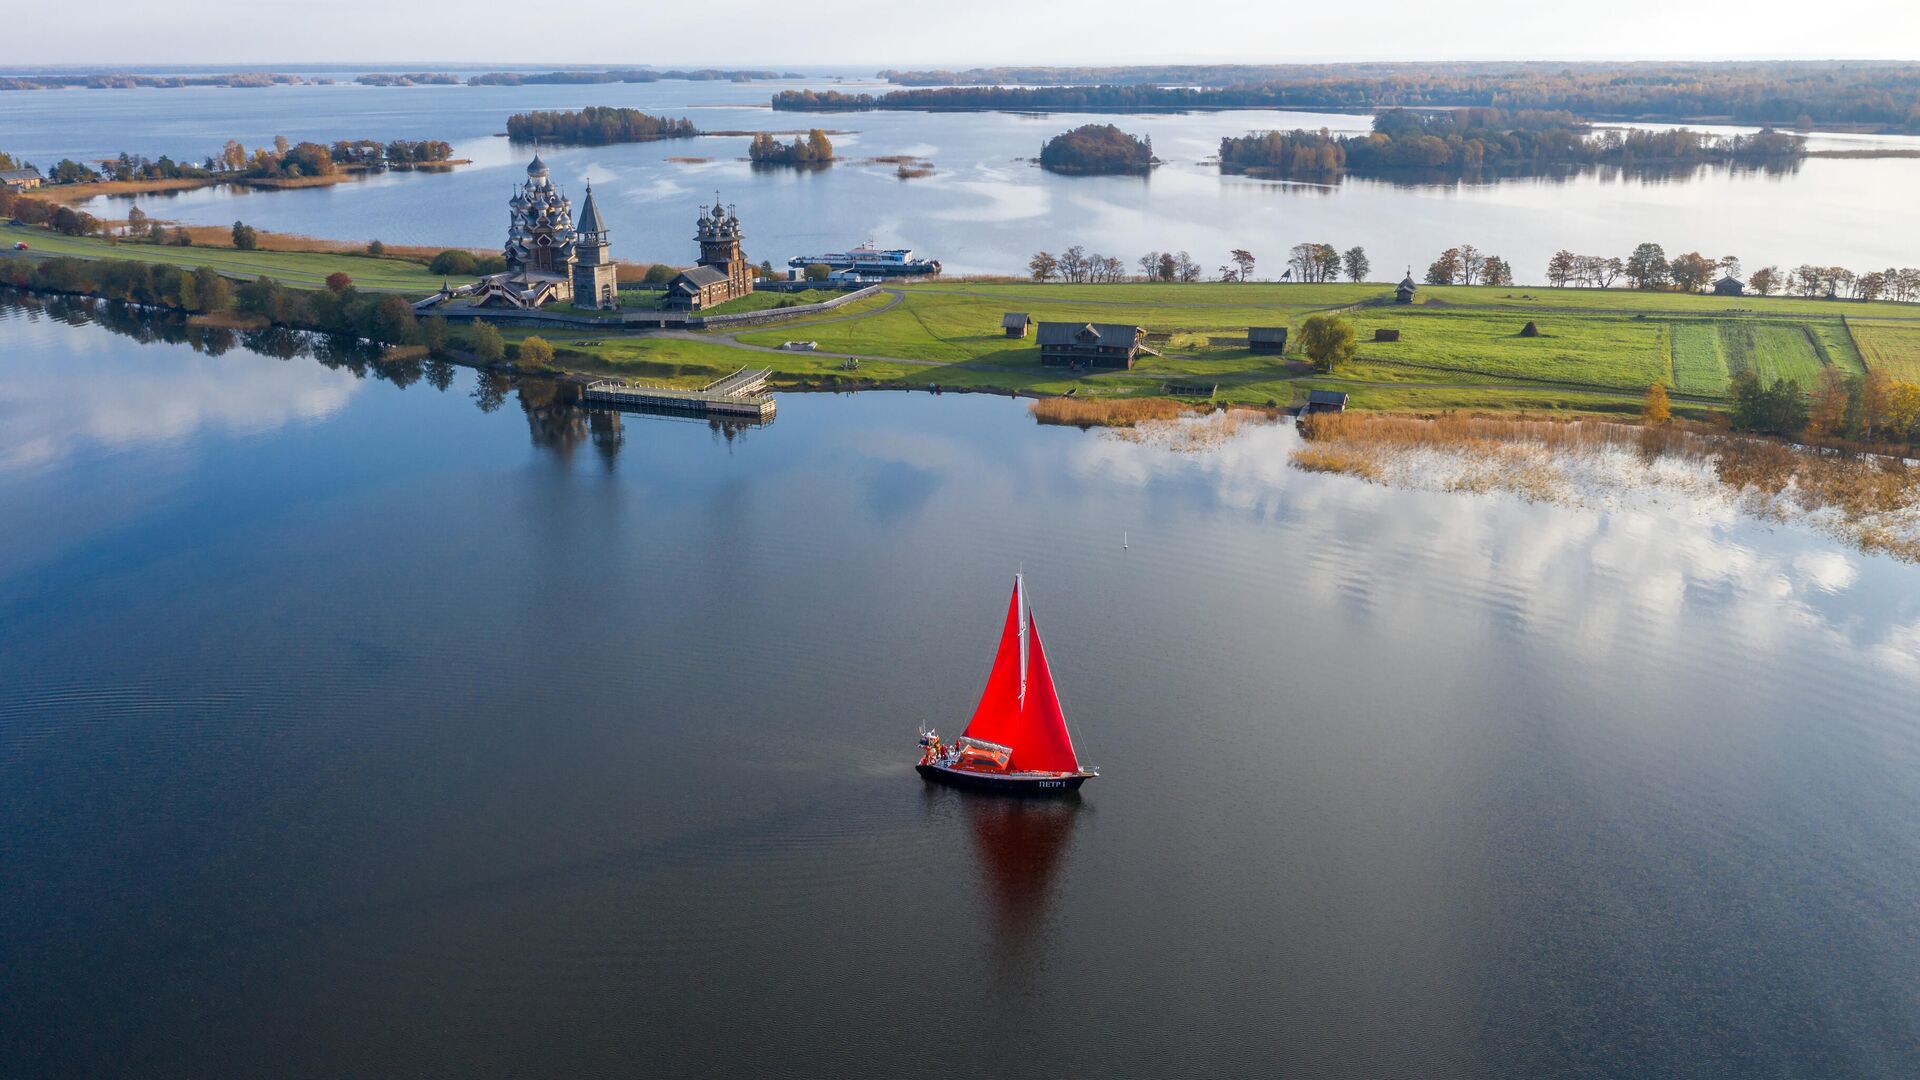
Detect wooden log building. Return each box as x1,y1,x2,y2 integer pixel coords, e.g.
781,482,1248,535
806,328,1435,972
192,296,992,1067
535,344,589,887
1036,322,1146,369
1248,326,1289,354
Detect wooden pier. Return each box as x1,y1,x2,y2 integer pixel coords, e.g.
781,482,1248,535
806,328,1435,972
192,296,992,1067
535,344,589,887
580,367,776,421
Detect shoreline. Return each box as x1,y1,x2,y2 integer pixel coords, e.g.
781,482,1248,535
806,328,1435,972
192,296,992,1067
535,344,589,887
22,161,474,205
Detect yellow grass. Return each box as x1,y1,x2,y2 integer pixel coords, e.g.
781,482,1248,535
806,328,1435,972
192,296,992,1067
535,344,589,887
1028,396,1191,428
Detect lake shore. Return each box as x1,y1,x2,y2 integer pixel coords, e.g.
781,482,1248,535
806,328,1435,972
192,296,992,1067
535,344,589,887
8,220,1920,419
24,160,473,204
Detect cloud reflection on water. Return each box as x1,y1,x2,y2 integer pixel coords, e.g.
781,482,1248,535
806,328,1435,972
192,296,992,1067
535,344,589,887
1056,415,1919,682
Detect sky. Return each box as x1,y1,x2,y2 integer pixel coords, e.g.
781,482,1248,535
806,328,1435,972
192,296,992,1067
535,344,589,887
4,0,1918,67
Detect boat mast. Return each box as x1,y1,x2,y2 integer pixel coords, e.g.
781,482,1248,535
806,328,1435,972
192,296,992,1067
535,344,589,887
1015,572,1028,706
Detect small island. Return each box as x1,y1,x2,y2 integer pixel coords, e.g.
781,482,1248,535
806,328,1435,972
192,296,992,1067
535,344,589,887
504,107,697,145
748,129,834,167
1038,124,1155,176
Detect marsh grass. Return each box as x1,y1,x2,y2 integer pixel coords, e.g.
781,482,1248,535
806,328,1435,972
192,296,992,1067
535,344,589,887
1294,413,1920,560
1029,396,1190,428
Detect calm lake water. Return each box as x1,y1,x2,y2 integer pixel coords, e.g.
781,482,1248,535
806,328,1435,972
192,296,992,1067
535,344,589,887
2,297,1918,1077
5,74,1920,276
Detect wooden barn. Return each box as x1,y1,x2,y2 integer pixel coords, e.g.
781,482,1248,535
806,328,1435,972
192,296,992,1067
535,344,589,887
1036,322,1146,369
1303,389,1349,414
1713,275,1745,297
1248,326,1289,354
1001,312,1031,338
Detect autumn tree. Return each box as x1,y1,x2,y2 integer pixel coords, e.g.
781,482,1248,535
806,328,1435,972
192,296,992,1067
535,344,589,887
1057,245,1087,283
1425,248,1462,286
1157,251,1179,282
231,220,257,250
1642,382,1672,424
1668,251,1717,293
1747,266,1780,296
191,266,230,312
1480,255,1514,286
1805,368,1853,438
1287,242,1339,283
1174,251,1201,283
1298,314,1357,373
1457,244,1483,285
1861,369,1894,440
1546,250,1577,287
325,271,352,293
1342,246,1370,283
467,321,505,364
1230,248,1256,281
1027,251,1057,281
517,335,555,368
1626,242,1670,289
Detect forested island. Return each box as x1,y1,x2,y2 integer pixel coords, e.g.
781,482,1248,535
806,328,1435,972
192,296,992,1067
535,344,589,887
1038,124,1155,175
803,61,1920,130
505,107,697,145
362,68,796,88
1218,109,1806,179
748,130,834,166
0,72,309,90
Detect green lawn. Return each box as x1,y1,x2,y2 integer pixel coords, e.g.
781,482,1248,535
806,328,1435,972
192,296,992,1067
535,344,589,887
1343,308,1671,390
1851,321,1920,381
735,282,1371,362
1,223,445,293
1669,322,1731,395
1720,322,1826,385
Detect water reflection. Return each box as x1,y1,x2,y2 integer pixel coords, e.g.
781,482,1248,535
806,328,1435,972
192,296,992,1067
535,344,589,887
0,291,365,468
964,795,1081,935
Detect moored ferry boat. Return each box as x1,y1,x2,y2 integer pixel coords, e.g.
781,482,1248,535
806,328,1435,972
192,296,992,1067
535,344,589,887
788,243,941,277
916,575,1098,795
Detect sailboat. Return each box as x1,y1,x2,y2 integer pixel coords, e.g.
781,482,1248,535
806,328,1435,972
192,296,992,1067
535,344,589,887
916,575,1098,794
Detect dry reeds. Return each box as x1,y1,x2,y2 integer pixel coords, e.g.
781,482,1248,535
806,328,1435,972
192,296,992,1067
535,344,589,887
1293,412,1920,560
1029,396,1190,428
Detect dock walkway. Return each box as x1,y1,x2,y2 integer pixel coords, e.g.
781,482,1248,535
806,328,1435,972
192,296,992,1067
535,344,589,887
581,367,776,421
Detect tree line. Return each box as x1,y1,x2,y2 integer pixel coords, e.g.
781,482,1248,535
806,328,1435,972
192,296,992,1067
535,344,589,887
848,61,1920,130
1025,244,1370,284
0,253,479,359
1218,109,1804,180
505,108,697,145
1546,244,1920,301
13,136,455,188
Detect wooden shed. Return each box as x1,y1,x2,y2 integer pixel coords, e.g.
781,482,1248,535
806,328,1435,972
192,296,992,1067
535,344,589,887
1036,322,1146,369
1248,326,1289,354
1713,275,1745,297
1001,312,1031,338
1303,389,1349,414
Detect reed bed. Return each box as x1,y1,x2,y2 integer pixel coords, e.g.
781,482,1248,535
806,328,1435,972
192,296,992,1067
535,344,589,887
1293,413,1920,560
1029,396,1191,428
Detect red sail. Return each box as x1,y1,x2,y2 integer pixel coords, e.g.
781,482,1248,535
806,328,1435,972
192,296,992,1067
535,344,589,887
960,584,1025,749
1012,617,1080,774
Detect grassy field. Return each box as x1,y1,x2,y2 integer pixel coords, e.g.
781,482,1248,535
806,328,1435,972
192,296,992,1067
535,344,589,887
1668,321,1730,395
534,279,1920,410
1851,321,1920,381
1343,308,1670,389
1,223,446,293
1720,322,1826,385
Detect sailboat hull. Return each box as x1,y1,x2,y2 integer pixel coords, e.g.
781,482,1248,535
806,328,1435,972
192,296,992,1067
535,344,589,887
917,761,1094,795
